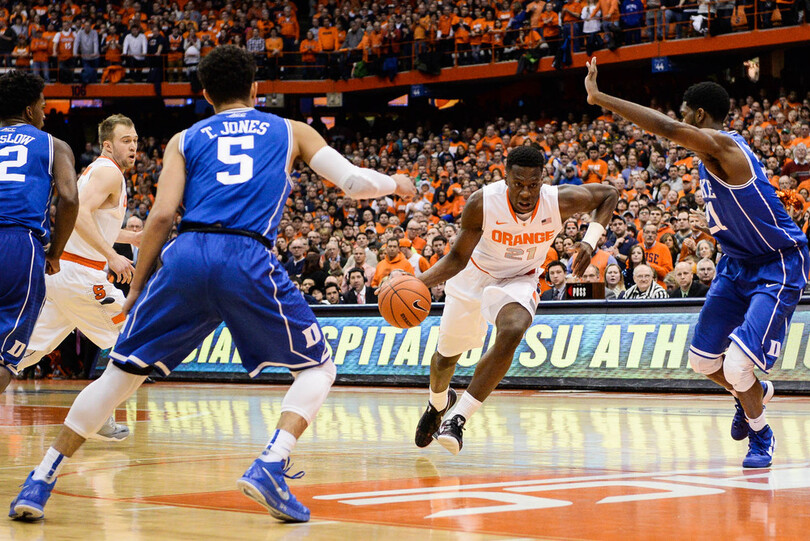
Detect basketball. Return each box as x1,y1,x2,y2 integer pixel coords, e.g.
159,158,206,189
378,274,432,328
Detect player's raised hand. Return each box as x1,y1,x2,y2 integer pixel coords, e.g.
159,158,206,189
585,57,600,105
108,253,135,284
570,242,593,278
391,174,417,198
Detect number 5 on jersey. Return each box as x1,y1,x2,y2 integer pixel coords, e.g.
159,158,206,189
217,136,254,185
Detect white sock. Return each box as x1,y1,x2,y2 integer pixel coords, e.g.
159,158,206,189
429,388,448,411
32,447,67,483
452,392,483,422
258,429,297,463
748,410,768,432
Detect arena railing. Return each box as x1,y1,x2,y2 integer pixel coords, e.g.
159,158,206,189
92,297,810,393
4,5,799,85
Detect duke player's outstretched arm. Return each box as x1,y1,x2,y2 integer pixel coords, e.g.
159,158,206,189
558,183,620,278
584,58,751,185
73,167,136,283
120,133,187,316
291,120,416,198
419,190,484,289
46,138,80,275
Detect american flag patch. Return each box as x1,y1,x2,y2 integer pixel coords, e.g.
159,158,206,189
541,217,552,225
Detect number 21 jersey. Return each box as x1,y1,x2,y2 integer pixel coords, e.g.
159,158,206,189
471,180,562,278
698,130,806,259
180,107,292,243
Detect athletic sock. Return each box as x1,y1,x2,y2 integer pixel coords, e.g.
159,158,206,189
258,429,297,463
452,392,483,422
748,411,768,432
429,388,448,411
32,447,67,483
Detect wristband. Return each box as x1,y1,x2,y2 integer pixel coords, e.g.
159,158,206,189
581,222,605,251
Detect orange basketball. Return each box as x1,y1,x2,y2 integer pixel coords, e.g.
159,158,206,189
378,274,432,328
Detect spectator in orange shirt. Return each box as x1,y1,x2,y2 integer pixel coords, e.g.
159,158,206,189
428,235,450,266
561,0,584,53
372,238,415,287
276,5,299,51
540,3,561,53
299,30,320,78
30,27,50,82
11,35,29,68
640,222,673,286
580,146,608,183
476,125,504,158
52,25,75,83
453,6,473,65
265,27,283,79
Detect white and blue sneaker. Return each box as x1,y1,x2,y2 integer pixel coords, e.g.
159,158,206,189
743,425,776,468
9,471,55,521
730,381,774,441
88,415,130,442
237,458,309,522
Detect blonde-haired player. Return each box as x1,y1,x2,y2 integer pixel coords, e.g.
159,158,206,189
415,145,619,454
17,115,140,441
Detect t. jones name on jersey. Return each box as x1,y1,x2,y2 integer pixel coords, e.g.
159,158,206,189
199,120,271,139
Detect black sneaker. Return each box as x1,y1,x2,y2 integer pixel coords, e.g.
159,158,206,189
437,414,466,455
414,388,457,448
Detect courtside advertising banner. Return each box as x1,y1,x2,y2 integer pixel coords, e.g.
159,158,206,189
95,301,810,392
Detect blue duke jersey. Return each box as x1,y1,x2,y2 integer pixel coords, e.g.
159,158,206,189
698,130,806,259
179,107,292,241
110,107,330,378
0,123,54,244
691,130,810,372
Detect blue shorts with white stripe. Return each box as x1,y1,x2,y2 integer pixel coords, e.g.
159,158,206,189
111,232,330,378
690,244,809,372
0,227,46,372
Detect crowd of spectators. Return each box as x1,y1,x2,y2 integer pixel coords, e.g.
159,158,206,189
0,0,807,84
84,85,810,305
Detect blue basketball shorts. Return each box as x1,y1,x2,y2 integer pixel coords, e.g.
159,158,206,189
690,245,810,372
0,228,46,373
110,232,330,378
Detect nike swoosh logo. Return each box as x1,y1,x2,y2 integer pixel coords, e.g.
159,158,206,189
262,466,290,501
495,221,507,225
764,284,779,288
412,300,428,312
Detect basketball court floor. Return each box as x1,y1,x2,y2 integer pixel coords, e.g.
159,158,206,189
2,380,810,540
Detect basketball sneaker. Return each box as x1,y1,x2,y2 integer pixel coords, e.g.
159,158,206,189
88,415,130,442
743,425,775,468
414,388,458,448
237,458,310,522
8,471,55,521
436,414,466,455
730,381,774,441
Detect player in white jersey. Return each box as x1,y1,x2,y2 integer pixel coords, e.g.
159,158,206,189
17,115,140,441
414,146,619,454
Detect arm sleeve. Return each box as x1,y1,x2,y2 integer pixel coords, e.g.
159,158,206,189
308,145,398,200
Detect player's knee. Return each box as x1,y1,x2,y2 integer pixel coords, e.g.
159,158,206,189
723,343,757,392
688,349,723,375
316,358,337,385
433,351,460,370
495,315,531,348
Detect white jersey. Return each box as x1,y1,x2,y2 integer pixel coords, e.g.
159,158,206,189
470,180,562,278
63,156,127,262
